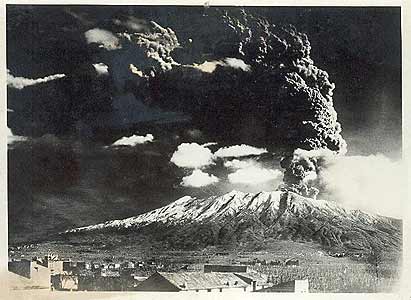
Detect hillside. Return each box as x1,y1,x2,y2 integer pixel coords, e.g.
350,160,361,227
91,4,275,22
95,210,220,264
62,191,402,254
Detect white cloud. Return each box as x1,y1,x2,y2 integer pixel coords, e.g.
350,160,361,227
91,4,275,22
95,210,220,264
7,127,26,145
113,16,148,32
223,58,251,72
224,159,254,169
214,144,268,158
202,142,218,147
112,134,154,146
319,154,406,219
228,165,282,185
192,61,221,73
226,159,282,185
191,58,251,73
7,70,65,89
85,28,121,50
93,63,109,75
171,143,214,169
181,169,219,188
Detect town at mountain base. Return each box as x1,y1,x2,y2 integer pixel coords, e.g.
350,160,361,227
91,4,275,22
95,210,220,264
9,190,401,293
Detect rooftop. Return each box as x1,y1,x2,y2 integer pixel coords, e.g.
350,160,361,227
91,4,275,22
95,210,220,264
158,272,249,290
234,271,268,285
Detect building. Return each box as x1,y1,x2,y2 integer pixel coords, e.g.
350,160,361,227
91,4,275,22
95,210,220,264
8,256,92,290
121,261,135,269
135,272,249,292
8,270,37,290
8,259,51,289
78,274,141,291
203,264,270,292
234,271,269,292
101,268,120,277
256,279,309,293
51,274,78,291
48,260,65,275
33,254,67,275
62,261,88,274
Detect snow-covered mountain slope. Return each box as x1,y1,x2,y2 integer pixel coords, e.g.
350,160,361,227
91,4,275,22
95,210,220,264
64,190,401,253
66,190,280,232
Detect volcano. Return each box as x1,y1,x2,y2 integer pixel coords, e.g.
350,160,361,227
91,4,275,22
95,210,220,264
63,191,401,254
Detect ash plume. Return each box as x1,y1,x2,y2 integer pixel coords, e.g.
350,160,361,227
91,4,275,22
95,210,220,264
119,21,180,72
144,9,347,195
279,148,334,198
220,10,346,153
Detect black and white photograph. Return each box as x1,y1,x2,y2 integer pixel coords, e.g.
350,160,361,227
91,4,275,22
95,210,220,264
3,3,408,297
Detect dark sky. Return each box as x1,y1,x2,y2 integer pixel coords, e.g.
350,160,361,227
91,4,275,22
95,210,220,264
6,6,402,243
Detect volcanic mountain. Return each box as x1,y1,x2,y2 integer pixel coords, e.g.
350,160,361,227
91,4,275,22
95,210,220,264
63,191,401,253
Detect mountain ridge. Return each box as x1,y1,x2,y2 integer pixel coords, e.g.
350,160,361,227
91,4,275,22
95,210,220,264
63,190,401,253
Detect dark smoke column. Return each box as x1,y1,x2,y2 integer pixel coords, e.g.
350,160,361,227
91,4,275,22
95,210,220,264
222,10,346,154
222,11,347,197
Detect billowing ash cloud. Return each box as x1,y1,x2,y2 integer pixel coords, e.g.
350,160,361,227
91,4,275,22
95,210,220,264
279,148,334,198
7,70,66,89
181,169,219,187
282,148,406,218
171,143,214,169
148,10,346,159
146,10,347,197
112,134,154,146
223,12,346,153
214,144,268,158
221,11,347,195
85,28,121,50
93,63,109,76
120,21,180,71
225,159,282,185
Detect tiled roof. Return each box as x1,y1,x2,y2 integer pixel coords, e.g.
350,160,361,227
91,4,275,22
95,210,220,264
158,272,249,290
234,271,268,285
